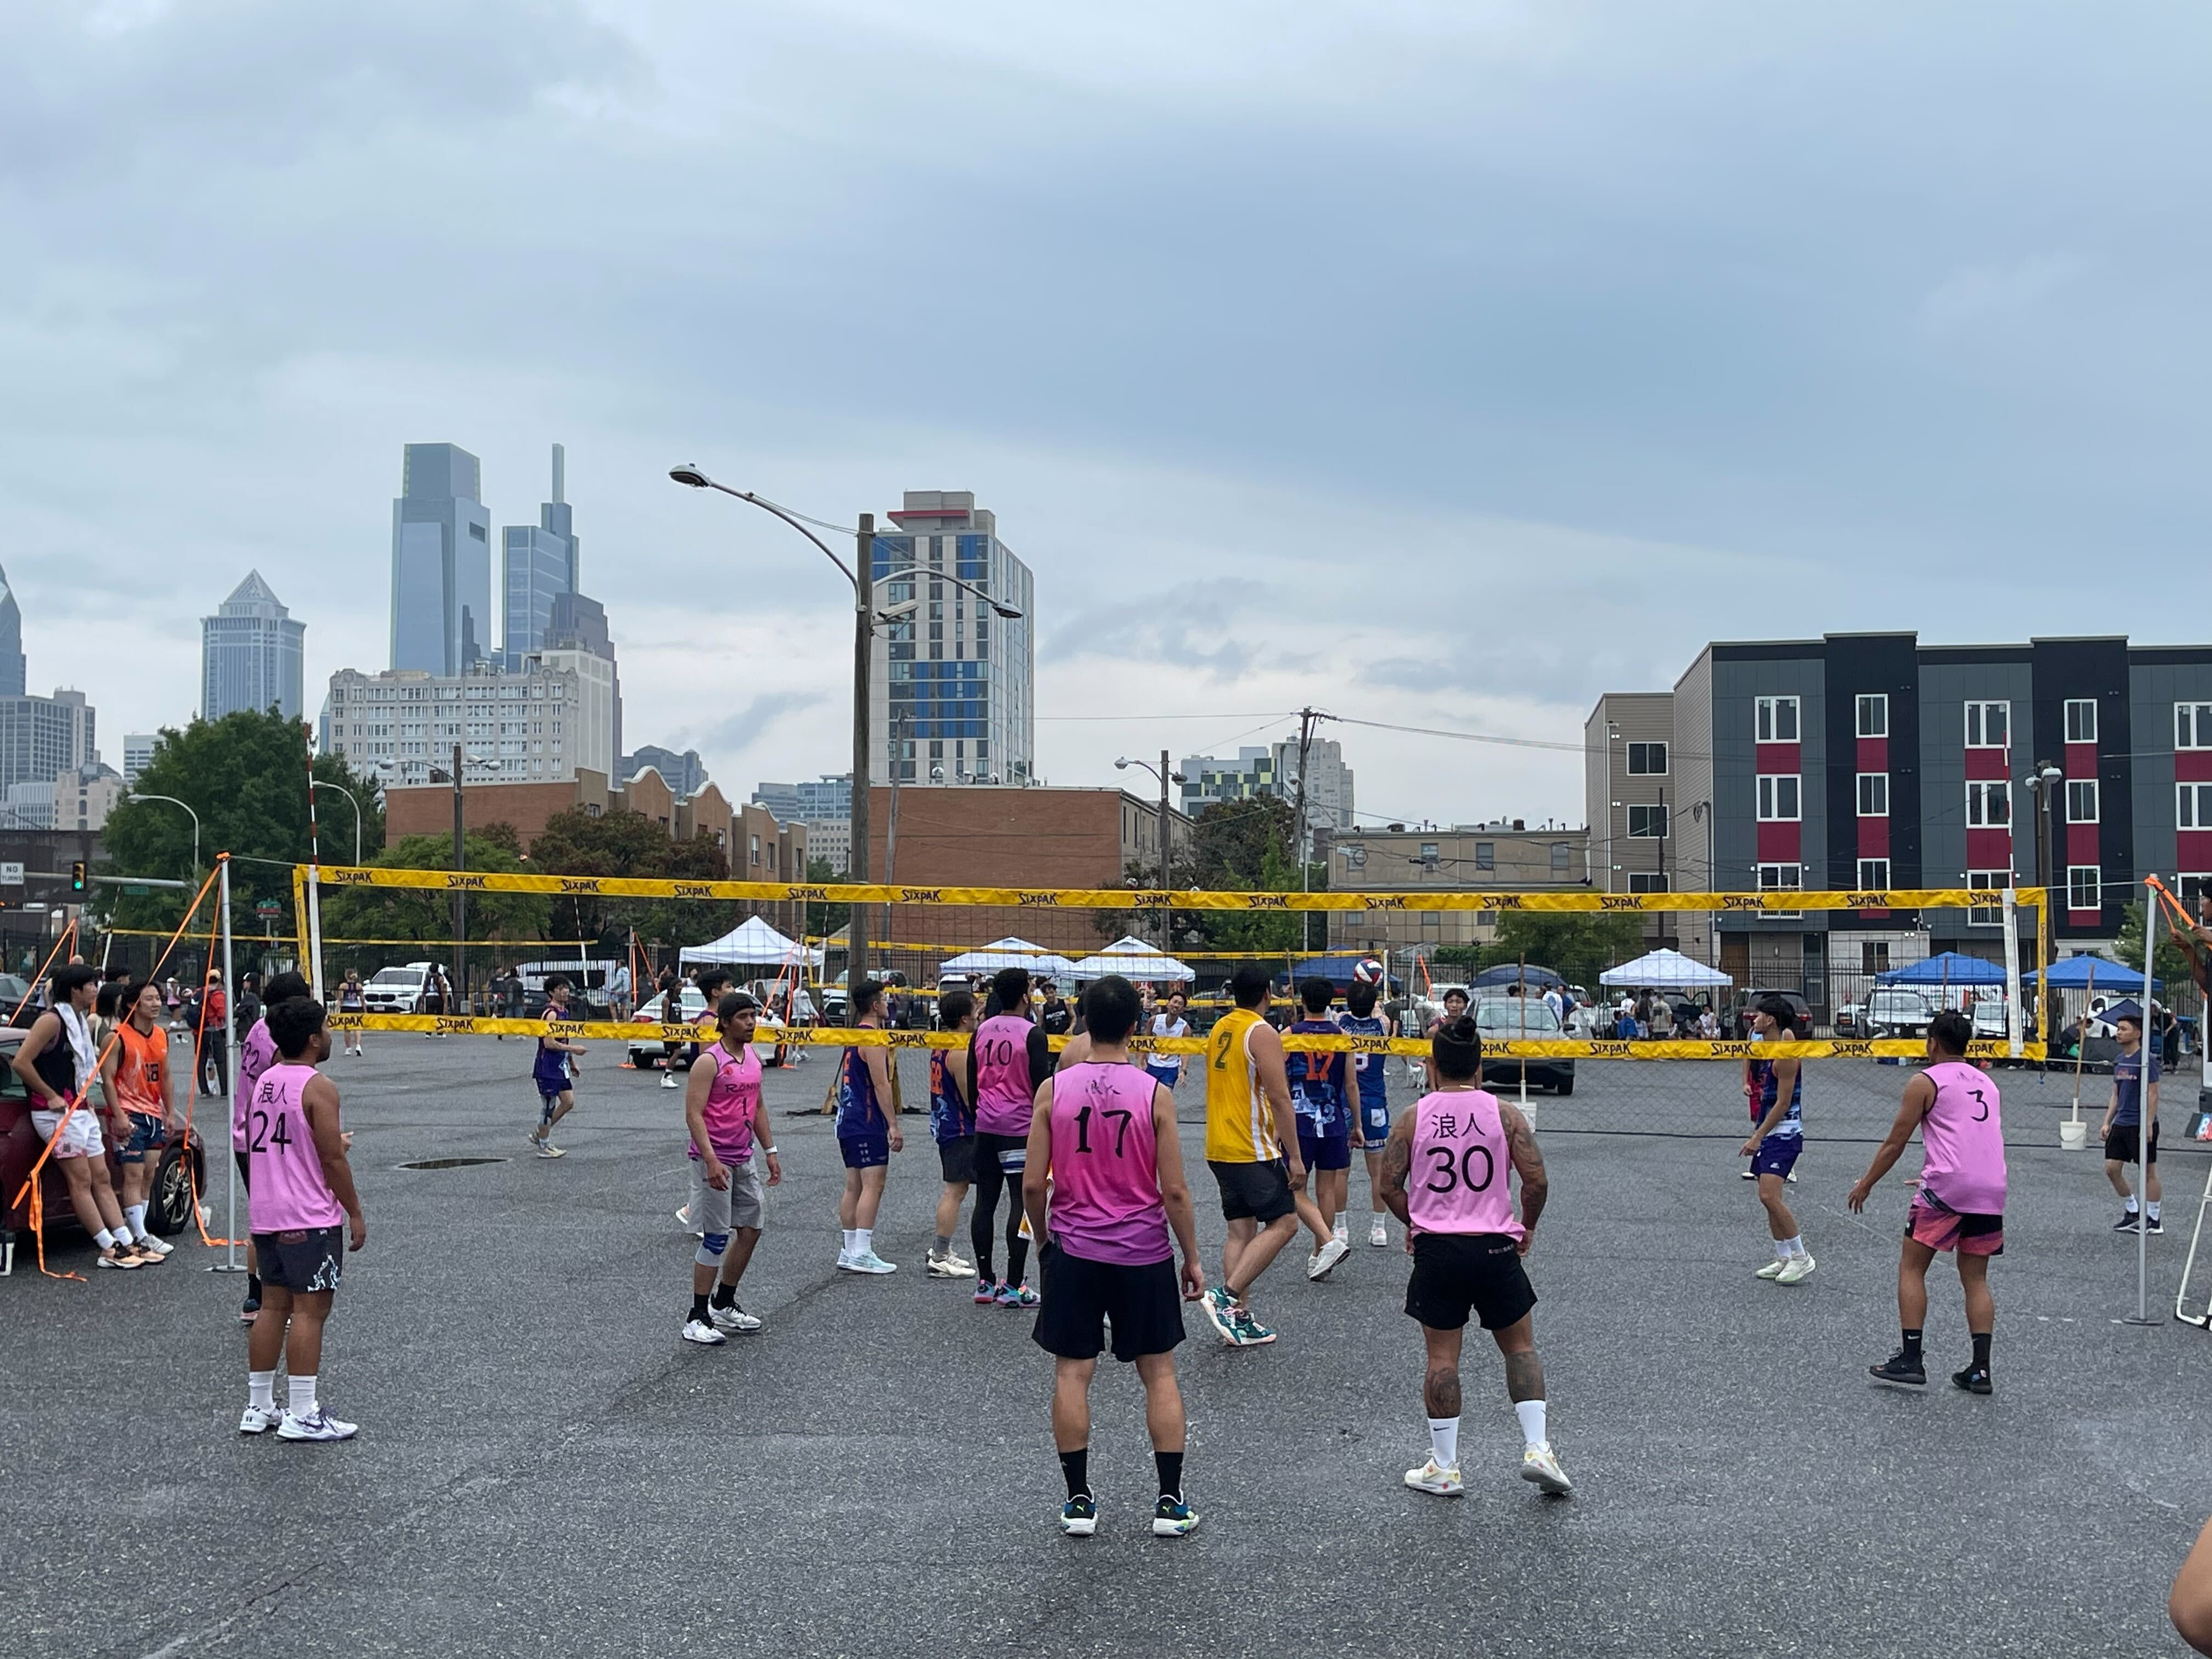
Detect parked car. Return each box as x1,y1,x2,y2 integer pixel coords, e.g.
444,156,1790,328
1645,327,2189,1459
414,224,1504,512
1733,989,1813,1039
518,959,617,1019
361,962,435,1014
1473,998,1574,1095
1863,987,1936,1040
630,985,789,1069
0,973,35,1029
0,1025,207,1269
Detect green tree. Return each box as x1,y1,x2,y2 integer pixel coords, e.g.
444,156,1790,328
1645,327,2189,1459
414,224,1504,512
523,810,742,951
100,710,385,938
2112,901,2198,986
316,833,550,978
1094,796,1328,954
801,856,851,943
1434,910,1646,992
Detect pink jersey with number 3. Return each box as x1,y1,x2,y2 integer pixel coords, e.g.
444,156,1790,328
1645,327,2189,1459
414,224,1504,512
1918,1060,2007,1214
245,1061,344,1232
1406,1088,1522,1240
1047,1062,1171,1265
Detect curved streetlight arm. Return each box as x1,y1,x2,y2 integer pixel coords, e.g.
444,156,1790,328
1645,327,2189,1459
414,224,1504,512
310,779,364,867
127,792,200,877
674,471,860,592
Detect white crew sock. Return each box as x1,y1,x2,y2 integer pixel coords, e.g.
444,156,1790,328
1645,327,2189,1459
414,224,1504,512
2149,1201,2162,1220
94,1227,118,1250
1515,1399,1547,1449
841,1229,857,1256
1428,1416,1460,1469
1782,1235,1804,1259
249,1370,276,1411
2124,1196,2140,1214
1332,1213,1347,1239
855,1228,873,1258
288,1375,317,1417
126,1203,148,1238
1771,1239,1790,1263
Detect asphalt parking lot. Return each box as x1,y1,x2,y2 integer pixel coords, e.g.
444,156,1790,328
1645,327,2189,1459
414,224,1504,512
7,1037,2212,1658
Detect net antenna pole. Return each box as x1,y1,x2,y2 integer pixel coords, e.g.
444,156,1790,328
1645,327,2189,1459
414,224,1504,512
213,853,243,1275
2124,882,2164,1325
304,727,325,1003
2178,1156,2212,1328
2001,889,2022,1058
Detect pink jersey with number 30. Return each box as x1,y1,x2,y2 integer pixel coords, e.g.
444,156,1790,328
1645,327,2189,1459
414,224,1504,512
1047,1062,1171,1265
245,1061,344,1232
1406,1088,1522,1240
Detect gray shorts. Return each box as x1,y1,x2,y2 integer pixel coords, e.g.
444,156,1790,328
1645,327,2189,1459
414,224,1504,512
690,1155,766,1233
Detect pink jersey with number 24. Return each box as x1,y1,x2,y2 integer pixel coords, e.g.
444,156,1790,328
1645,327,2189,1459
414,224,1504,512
1406,1088,1522,1240
245,1061,344,1232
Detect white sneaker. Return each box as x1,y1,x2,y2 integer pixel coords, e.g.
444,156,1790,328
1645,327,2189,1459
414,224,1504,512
660,1072,682,1089
836,1252,855,1272
534,1139,565,1159
1754,1259,1787,1280
1368,1217,1389,1248
1404,1457,1463,1496
1307,1237,1350,1281
926,1250,973,1278
847,1251,898,1275
1776,1254,1816,1286
135,1234,176,1257
682,1317,727,1346
1333,1220,1349,1246
708,1303,763,1332
238,1404,284,1435
1520,1442,1572,1494
676,1205,701,1237
276,1408,358,1443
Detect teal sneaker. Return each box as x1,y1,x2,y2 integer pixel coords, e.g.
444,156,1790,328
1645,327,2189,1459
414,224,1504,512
1202,1286,1239,1343
1151,1493,1201,1537
1229,1307,1276,1347
1060,1493,1098,1537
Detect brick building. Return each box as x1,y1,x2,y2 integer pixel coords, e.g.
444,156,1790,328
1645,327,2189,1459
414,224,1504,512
1318,823,1590,958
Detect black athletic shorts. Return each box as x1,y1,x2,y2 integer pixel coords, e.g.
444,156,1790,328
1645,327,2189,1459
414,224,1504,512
2105,1119,2158,1164
1404,1231,1537,1332
253,1225,345,1295
1032,1240,1186,1362
1208,1157,1295,1225
233,1149,251,1194
937,1135,977,1185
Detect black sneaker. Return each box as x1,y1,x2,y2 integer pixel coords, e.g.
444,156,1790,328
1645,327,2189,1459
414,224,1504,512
1951,1366,1992,1396
1867,1350,1927,1389
239,1296,261,1326
2146,1214,2165,1235
1059,1493,1098,1537
2113,1212,2143,1233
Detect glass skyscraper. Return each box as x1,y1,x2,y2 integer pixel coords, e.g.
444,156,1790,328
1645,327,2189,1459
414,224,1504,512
390,443,492,674
503,443,582,670
869,492,1035,786
201,570,306,720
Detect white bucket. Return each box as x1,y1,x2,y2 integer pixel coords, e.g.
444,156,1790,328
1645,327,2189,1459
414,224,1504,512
2059,1119,2087,1151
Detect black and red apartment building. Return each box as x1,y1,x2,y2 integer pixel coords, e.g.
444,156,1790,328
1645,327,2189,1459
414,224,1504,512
1590,634,2212,1015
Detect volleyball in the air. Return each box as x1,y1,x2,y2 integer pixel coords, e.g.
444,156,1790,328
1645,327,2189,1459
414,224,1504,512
1353,957,1386,986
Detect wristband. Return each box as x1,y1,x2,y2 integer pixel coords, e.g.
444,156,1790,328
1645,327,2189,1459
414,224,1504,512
762,1146,779,1156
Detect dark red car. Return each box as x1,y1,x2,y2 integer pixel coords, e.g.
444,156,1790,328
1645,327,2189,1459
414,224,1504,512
0,1025,208,1274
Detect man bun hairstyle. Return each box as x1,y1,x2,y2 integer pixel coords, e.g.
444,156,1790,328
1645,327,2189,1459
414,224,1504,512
1083,974,1141,1045
267,995,327,1058
1432,1013,1484,1081
1928,1008,1973,1055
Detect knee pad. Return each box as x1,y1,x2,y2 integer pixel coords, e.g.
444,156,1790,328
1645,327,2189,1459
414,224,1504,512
696,1232,731,1267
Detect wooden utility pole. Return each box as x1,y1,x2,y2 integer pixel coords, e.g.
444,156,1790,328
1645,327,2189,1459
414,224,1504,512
1292,707,1316,953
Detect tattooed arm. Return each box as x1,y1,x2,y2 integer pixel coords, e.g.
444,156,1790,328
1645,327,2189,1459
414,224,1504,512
1498,1100,1547,1249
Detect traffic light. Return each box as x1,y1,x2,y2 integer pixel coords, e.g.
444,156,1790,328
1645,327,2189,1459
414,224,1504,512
69,860,86,894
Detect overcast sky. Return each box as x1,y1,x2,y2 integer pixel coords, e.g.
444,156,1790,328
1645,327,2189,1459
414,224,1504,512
5,1,2206,830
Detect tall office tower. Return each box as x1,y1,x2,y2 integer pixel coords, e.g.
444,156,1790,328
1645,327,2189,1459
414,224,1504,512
390,442,492,675
503,442,582,669
0,565,23,698
202,570,306,719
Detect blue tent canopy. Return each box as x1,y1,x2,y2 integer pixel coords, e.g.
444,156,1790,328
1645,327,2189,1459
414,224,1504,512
1288,954,1384,985
2022,956,2160,992
1468,963,1564,989
1875,951,2008,987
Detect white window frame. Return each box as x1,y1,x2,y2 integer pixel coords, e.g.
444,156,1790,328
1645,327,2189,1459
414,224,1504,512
1966,870,2011,927
1756,696,1800,744
1757,862,1802,920
1855,693,1888,739
1756,774,1801,822
2067,865,2102,911
2180,781,2212,831
2177,703,2212,751
1626,741,1668,776
2067,778,2099,824
1626,805,1667,839
1856,857,1891,889
2064,699,2097,744
1627,872,1669,894
1965,780,2011,828
1964,701,2010,749
1856,772,1888,818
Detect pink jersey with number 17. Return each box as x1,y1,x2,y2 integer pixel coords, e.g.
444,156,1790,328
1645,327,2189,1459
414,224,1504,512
1406,1088,1522,1240
245,1061,345,1232
1046,1062,1172,1265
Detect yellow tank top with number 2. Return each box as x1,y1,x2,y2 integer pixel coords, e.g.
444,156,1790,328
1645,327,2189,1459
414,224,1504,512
1204,1006,1279,1164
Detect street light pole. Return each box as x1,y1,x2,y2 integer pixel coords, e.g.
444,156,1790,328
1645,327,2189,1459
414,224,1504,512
127,793,200,881
310,780,363,867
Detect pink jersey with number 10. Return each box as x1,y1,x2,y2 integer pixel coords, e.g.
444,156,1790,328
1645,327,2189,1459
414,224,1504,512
1047,1062,1171,1265
245,1061,345,1232
1406,1088,1522,1240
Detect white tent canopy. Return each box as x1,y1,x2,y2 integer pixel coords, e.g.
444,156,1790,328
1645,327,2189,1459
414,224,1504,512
938,937,1081,977
1598,948,1734,990
680,916,821,968
1070,935,1196,983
